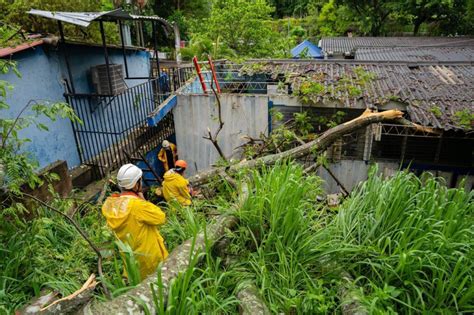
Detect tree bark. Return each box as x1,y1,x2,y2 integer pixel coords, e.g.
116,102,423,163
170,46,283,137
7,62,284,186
236,284,271,315
189,109,404,187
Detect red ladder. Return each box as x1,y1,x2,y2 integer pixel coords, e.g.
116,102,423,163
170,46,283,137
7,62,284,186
192,56,221,94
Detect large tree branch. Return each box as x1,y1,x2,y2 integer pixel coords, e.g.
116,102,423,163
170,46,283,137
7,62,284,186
189,109,404,186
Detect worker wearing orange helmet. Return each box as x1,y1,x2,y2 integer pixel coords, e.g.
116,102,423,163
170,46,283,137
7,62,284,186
102,164,168,279
162,160,193,206
158,140,177,173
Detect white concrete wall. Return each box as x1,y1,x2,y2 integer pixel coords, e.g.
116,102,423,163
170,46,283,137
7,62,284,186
174,94,269,175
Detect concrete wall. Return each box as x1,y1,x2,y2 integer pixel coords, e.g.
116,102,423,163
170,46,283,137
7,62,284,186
174,94,269,175
319,159,474,194
2,44,150,170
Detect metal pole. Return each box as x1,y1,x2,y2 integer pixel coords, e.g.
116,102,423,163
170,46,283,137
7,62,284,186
152,21,162,99
57,21,76,94
152,21,161,79
99,21,113,95
118,20,130,78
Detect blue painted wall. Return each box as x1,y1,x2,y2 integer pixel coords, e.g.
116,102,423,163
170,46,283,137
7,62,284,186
2,47,81,169
63,44,150,94
1,44,150,170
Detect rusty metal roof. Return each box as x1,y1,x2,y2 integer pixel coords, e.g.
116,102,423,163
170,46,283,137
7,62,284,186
240,61,474,131
320,37,474,54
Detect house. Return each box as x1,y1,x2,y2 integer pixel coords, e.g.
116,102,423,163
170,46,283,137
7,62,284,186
166,58,473,192
1,38,151,171
1,9,194,187
319,36,474,60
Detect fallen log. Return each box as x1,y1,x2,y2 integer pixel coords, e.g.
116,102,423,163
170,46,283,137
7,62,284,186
190,109,404,186
83,185,248,314
236,284,271,315
338,272,368,315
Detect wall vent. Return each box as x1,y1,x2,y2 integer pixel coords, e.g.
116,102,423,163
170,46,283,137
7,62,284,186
90,64,127,95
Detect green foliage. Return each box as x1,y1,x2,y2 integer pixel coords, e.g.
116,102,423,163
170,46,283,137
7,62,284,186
293,111,314,136
0,203,115,313
453,109,474,130
429,105,443,118
334,0,398,35
315,167,474,312
184,0,289,60
315,0,361,36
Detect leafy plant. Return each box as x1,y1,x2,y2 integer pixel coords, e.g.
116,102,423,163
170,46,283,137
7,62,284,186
293,111,313,136
429,105,443,118
453,109,473,130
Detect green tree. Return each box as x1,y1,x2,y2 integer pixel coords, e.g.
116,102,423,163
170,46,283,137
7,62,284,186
189,0,288,59
399,0,454,35
430,0,474,35
335,0,397,35
315,0,360,36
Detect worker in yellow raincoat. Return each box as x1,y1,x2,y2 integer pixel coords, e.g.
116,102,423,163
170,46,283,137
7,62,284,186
102,164,168,279
158,140,177,173
163,160,193,206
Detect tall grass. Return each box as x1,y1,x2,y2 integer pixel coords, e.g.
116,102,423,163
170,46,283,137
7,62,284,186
316,167,474,313
233,162,340,314
0,205,116,313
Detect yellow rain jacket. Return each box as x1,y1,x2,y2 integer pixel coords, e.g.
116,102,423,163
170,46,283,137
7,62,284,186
102,192,168,279
162,169,192,206
158,143,177,172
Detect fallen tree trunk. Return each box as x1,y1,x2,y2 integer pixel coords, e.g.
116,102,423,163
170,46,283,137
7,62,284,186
190,109,404,186
338,272,368,315
236,284,271,315
84,185,248,314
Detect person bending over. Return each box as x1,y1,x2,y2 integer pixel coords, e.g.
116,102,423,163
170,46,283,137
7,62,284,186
162,160,193,206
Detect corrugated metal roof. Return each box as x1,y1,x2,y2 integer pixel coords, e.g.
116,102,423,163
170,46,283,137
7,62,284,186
240,61,474,131
355,46,474,62
320,37,474,54
28,9,172,28
0,39,44,57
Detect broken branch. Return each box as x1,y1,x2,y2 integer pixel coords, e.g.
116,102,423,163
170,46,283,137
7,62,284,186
190,109,404,186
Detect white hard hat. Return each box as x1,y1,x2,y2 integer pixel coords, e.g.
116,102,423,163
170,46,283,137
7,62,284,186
117,164,142,189
162,140,170,148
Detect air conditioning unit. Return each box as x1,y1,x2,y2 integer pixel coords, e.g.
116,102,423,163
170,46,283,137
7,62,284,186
90,64,127,95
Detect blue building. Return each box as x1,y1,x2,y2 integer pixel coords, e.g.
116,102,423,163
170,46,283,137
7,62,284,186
291,40,323,59
1,40,151,170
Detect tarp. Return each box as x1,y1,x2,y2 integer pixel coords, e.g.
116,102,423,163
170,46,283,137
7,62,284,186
291,40,323,59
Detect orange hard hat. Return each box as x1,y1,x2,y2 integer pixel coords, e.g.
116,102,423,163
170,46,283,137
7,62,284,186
175,160,188,169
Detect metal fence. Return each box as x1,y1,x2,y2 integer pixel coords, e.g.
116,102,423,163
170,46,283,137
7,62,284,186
66,67,194,178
